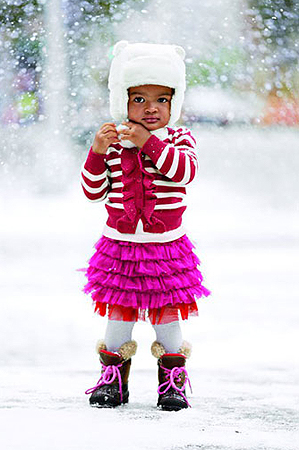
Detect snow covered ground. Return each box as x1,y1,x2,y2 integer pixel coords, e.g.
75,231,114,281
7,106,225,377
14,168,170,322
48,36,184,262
1,126,299,449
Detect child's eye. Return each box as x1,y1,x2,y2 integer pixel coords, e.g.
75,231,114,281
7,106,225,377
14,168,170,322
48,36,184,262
133,97,145,103
158,97,169,103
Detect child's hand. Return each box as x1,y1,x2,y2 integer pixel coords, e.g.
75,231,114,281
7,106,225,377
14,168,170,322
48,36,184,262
119,121,151,148
92,123,120,154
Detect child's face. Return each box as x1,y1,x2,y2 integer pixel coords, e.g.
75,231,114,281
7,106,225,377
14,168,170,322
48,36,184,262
127,84,173,130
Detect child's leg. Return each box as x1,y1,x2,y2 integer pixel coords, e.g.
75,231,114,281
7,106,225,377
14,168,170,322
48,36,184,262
151,321,183,353
151,320,193,411
104,319,136,352
87,319,137,407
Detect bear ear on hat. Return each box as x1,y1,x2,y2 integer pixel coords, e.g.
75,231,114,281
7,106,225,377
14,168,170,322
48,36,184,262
113,40,129,57
174,45,186,60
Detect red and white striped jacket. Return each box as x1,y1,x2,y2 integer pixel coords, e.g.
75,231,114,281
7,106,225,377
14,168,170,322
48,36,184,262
81,126,199,240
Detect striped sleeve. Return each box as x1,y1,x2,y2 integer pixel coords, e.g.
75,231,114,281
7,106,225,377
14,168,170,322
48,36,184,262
80,147,110,202
141,129,199,184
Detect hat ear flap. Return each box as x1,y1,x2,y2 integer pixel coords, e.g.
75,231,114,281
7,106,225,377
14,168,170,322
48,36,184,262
174,45,185,60
113,40,129,57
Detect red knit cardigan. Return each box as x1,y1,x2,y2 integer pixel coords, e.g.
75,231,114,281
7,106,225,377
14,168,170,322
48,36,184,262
81,126,199,234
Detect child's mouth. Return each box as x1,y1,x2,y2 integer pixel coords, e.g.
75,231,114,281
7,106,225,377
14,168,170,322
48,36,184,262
143,117,159,124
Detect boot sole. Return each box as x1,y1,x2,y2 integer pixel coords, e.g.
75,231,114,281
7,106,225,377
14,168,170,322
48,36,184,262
160,404,187,411
90,392,129,408
158,398,188,412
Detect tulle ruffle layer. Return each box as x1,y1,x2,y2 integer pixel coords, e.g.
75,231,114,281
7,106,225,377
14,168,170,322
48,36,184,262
82,234,210,323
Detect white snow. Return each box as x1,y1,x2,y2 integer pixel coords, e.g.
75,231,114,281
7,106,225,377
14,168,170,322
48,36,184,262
1,126,299,449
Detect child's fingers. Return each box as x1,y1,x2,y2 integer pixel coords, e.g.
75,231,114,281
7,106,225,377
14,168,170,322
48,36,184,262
96,130,119,143
106,133,120,143
119,122,131,133
103,130,118,139
101,124,117,134
95,128,112,140
97,123,117,136
119,128,130,137
119,123,134,135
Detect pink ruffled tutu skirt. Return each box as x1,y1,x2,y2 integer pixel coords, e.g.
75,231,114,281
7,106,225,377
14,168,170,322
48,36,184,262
83,234,210,324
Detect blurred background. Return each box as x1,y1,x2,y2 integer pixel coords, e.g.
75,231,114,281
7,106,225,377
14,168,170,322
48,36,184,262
0,0,299,370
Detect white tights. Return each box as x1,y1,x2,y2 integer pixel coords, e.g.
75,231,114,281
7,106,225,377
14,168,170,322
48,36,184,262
104,319,183,353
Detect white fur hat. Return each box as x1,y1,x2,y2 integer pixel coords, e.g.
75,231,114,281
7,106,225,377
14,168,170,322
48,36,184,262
108,40,186,126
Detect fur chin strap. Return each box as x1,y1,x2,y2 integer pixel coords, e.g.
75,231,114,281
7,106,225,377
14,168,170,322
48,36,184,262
95,339,137,361
151,340,192,359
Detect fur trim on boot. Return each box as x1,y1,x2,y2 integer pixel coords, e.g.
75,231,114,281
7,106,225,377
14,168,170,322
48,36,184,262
151,340,192,359
95,339,137,361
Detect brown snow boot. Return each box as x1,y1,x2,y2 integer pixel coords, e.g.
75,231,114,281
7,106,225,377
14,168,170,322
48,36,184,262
151,340,192,411
86,340,137,407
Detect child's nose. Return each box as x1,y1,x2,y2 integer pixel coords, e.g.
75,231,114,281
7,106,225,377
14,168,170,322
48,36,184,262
145,104,158,113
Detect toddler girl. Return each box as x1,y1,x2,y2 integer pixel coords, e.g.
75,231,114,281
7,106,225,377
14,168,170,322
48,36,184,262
81,41,210,411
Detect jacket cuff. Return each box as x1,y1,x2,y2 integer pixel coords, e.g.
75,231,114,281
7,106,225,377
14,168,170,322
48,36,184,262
141,135,167,164
84,146,107,173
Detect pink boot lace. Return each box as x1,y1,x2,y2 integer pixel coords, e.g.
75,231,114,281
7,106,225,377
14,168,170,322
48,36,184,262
158,365,192,407
85,363,123,401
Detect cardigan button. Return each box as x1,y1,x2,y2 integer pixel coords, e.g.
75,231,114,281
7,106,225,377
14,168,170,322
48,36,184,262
144,223,150,230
